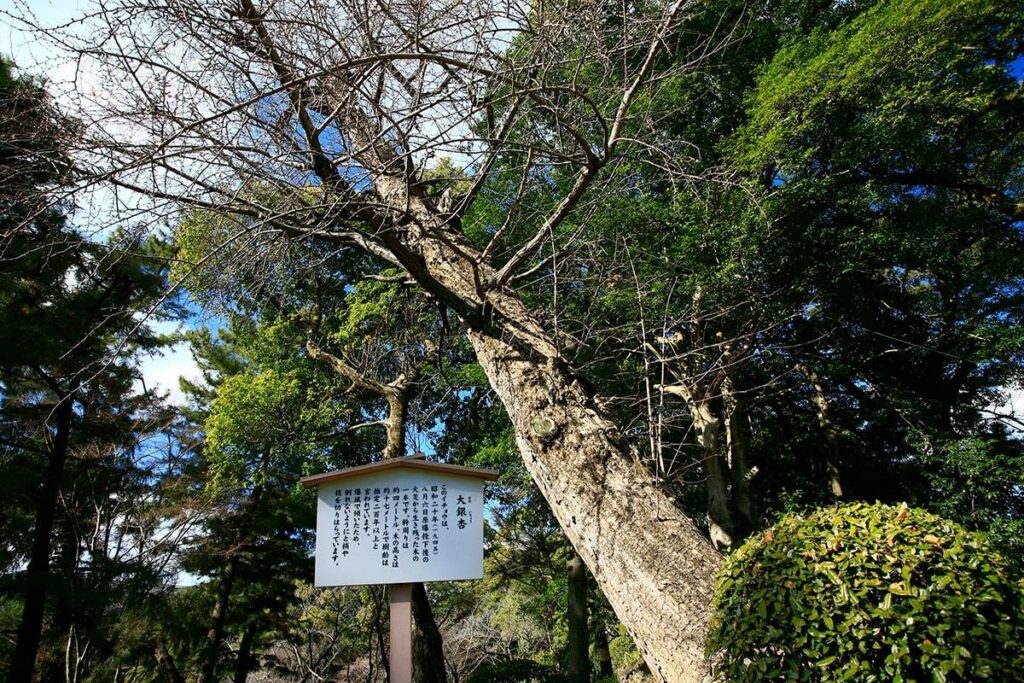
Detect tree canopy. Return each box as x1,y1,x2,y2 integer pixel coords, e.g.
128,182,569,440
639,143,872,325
0,0,1022,680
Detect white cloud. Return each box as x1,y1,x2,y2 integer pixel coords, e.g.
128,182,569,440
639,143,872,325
136,327,203,406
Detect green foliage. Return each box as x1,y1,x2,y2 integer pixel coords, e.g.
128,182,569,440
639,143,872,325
913,434,1024,576
419,156,473,198
707,502,1024,682
608,624,643,672
738,0,1022,175
204,365,339,493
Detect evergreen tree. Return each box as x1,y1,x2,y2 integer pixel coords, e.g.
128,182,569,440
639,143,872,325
0,57,178,681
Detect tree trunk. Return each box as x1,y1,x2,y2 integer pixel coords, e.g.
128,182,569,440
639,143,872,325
690,404,739,551
196,553,239,683
383,219,724,683
232,13,724,676
595,625,613,678
566,551,589,683
723,379,754,525
384,392,408,460
8,394,74,683
232,622,259,683
411,583,447,683
465,326,721,682
372,588,389,680
797,365,844,499
154,638,185,683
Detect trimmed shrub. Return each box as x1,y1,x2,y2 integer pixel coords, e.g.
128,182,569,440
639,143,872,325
707,502,1024,681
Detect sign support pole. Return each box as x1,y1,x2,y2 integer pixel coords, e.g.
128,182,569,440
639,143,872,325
390,583,413,683
302,456,497,683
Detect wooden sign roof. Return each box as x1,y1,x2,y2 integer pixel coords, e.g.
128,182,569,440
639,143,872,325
300,453,499,488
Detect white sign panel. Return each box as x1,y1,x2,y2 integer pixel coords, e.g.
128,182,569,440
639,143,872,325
314,468,485,586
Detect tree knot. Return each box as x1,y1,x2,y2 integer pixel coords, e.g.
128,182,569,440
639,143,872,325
530,415,559,441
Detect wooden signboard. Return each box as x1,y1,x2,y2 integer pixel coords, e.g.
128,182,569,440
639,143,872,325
301,454,497,683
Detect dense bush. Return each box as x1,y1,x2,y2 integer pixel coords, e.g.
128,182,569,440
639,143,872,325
707,502,1024,681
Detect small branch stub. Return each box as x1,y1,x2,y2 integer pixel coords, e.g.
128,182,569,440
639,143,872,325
531,416,559,439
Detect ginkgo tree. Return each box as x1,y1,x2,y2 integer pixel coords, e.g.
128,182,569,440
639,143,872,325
13,0,1024,679
49,3,727,676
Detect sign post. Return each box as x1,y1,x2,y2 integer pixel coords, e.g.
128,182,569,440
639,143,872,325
301,454,498,681
389,583,413,683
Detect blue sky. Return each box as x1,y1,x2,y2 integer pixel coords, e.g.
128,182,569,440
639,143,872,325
0,1,208,404
0,1,79,68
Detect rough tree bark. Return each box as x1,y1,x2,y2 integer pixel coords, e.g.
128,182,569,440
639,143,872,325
304,51,722,681
478,343,721,681
406,225,723,681
694,402,741,550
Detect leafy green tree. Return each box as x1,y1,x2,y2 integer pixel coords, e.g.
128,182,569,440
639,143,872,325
0,221,178,682
173,199,463,681
728,0,1024,556
168,319,348,683
492,0,1024,564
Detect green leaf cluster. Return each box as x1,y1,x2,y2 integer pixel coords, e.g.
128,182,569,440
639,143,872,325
707,502,1024,681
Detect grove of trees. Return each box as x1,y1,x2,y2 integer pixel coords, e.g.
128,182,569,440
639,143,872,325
1,0,1022,681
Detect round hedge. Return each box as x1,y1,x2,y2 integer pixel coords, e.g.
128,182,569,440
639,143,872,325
706,502,1024,682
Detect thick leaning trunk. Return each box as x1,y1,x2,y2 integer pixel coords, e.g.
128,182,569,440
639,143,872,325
467,327,721,681
356,151,723,679
379,211,725,682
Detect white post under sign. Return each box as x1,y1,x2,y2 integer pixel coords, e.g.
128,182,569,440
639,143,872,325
301,454,497,683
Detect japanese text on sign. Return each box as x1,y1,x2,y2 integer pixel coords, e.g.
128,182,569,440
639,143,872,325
314,468,485,586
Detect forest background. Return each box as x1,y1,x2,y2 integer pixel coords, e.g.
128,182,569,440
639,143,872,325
1,0,1023,681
